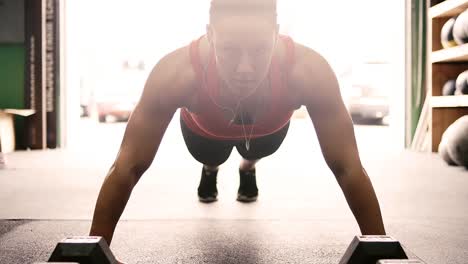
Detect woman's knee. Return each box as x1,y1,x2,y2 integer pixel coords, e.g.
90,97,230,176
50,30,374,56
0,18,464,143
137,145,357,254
193,148,233,167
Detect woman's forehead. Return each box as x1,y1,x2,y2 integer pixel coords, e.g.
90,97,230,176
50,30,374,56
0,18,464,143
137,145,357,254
212,16,276,41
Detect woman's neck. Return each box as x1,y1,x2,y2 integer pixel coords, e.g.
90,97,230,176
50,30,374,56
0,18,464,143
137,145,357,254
218,77,270,110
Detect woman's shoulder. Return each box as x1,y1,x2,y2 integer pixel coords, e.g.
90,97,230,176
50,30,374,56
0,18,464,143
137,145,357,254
286,40,338,105
144,44,199,109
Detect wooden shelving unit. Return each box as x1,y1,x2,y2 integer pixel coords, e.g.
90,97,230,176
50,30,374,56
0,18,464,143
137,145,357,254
428,0,468,152
430,0,468,18
431,43,468,62
431,95,468,107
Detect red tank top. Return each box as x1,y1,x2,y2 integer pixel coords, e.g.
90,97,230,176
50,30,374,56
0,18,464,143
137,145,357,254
180,35,298,140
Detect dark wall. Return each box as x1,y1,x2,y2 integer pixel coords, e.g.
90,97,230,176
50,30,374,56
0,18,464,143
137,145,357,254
0,0,24,43
0,0,26,148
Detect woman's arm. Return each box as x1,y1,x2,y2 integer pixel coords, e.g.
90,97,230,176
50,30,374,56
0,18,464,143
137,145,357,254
290,44,386,235
89,46,196,244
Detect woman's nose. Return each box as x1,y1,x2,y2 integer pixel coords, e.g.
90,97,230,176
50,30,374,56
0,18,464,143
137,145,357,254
236,53,254,74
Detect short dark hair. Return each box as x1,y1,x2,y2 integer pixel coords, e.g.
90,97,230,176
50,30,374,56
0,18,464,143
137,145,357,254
209,0,277,24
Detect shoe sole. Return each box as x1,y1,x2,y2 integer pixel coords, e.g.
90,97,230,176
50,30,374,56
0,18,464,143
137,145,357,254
236,195,258,203
198,196,218,203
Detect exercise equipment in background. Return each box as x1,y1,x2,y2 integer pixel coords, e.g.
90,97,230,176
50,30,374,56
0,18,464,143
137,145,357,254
455,70,468,95
438,133,457,165
441,16,458,48
441,79,456,95
453,9,468,45
438,115,468,168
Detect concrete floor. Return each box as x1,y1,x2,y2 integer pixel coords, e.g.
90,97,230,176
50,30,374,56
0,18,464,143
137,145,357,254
0,117,467,263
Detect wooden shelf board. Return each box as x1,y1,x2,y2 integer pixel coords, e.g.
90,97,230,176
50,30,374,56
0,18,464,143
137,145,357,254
430,0,468,18
431,43,468,62
431,95,468,107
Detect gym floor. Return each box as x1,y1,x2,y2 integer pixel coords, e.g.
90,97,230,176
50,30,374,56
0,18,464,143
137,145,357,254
1,117,467,263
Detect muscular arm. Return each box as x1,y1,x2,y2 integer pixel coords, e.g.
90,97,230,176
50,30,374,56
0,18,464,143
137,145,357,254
292,45,386,235
89,47,194,244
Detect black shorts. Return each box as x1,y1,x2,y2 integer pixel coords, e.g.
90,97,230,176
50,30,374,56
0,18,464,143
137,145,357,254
180,116,290,166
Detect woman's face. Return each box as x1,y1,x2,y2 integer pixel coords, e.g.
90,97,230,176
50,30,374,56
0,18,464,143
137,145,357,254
207,15,279,97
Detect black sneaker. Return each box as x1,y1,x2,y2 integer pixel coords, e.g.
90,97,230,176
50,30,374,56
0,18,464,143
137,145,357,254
198,167,218,203
237,168,258,202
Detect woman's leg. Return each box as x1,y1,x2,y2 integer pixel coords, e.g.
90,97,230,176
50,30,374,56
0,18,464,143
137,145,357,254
235,122,291,202
180,117,234,202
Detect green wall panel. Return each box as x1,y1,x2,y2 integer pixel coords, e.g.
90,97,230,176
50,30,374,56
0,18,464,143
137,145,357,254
0,43,26,149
